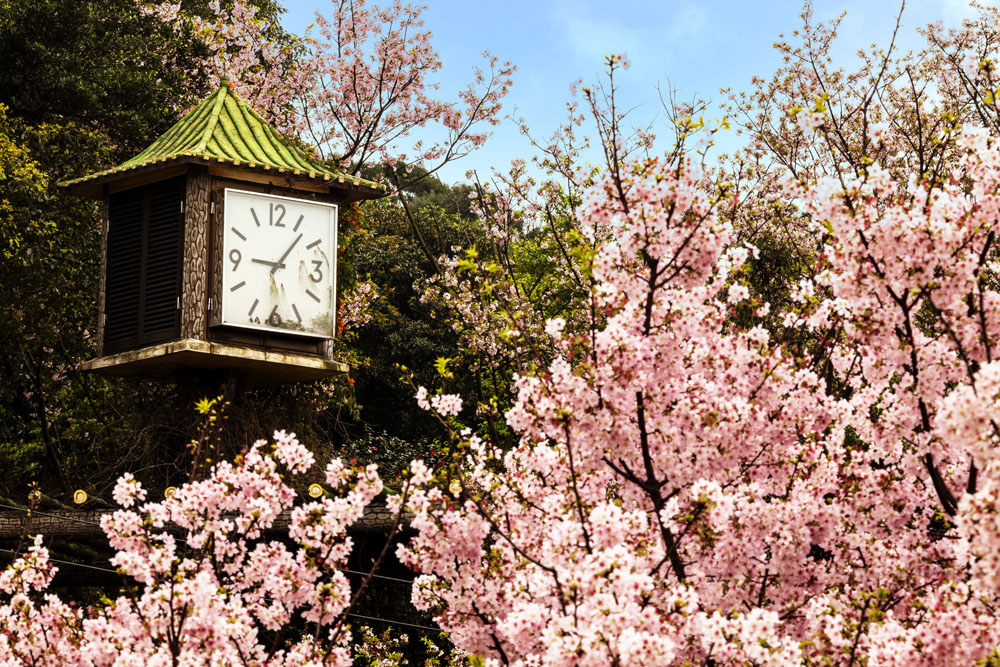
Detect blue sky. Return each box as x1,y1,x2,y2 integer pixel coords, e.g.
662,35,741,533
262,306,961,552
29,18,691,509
279,0,979,184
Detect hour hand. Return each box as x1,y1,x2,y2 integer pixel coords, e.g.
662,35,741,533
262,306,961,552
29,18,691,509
251,258,286,269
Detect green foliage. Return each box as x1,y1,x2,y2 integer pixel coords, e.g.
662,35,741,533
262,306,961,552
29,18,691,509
0,0,219,500
434,357,455,380
339,187,485,448
353,624,482,667
404,167,476,221
0,105,47,261
0,120,115,496
977,650,1000,667
194,397,218,415
0,0,212,161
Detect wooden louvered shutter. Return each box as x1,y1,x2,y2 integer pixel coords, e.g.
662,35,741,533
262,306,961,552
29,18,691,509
140,179,183,344
103,177,184,354
104,189,143,353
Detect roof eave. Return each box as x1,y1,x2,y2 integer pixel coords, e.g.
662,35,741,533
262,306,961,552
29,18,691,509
59,156,387,200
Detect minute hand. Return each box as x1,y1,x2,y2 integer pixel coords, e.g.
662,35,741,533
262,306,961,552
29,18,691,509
271,233,303,275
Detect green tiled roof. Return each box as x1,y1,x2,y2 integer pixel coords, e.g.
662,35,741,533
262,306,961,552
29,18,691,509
60,78,385,195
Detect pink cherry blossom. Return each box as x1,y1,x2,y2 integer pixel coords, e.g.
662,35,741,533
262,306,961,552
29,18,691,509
111,472,147,508
0,434,396,666
399,132,1000,665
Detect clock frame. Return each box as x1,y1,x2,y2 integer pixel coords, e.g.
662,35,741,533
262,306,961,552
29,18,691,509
219,189,338,339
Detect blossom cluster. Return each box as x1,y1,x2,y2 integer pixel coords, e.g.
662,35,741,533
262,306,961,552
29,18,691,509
337,280,380,334
0,432,385,666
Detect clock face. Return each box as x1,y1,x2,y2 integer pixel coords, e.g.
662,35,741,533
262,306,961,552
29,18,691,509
221,189,338,338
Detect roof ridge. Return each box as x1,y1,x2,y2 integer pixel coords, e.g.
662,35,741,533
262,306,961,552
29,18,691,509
196,79,231,155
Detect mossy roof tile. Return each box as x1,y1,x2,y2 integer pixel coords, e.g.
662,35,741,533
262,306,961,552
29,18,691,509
60,78,384,195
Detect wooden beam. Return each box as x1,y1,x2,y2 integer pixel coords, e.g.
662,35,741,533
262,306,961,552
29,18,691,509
0,503,404,540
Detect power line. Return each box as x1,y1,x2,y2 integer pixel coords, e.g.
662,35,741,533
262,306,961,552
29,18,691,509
342,568,413,585
0,547,118,575
346,613,440,633
0,547,438,635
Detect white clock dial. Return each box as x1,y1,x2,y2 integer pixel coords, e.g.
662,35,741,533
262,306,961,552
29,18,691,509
221,189,338,338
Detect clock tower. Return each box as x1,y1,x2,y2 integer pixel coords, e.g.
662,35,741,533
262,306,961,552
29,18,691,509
61,78,385,386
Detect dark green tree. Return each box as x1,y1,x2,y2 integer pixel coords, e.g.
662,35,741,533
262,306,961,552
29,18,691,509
0,0,222,499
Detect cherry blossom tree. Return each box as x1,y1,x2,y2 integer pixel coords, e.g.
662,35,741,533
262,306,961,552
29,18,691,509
717,2,1000,295
0,429,394,666
300,0,514,177
392,9,1000,660
416,54,704,440
398,120,1000,664
141,0,514,182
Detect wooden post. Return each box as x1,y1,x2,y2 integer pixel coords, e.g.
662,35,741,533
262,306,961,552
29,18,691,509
97,185,110,355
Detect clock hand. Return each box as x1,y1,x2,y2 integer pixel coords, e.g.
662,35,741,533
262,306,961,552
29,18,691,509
271,233,303,275
250,258,286,269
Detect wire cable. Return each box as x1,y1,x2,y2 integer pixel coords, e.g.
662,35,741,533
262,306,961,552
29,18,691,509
341,568,414,585
346,613,440,633
0,548,119,574
0,548,438,634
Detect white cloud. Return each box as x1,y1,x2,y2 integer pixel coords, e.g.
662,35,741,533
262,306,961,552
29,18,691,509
939,0,980,26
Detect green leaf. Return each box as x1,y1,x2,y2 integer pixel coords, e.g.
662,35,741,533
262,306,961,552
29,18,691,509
434,357,454,380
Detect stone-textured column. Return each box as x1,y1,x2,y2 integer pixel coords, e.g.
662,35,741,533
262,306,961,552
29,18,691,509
181,167,210,339
210,188,225,328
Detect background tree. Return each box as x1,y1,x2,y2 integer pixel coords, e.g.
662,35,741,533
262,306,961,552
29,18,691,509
0,0,514,500
0,0,228,500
